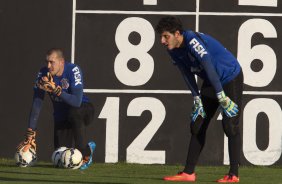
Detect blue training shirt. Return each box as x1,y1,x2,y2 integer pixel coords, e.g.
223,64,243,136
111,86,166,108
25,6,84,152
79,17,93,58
28,62,90,129
168,30,241,96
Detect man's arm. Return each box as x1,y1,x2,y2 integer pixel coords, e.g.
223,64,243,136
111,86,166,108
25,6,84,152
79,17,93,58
59,88,83,108
187,34,223,93
59,65,84,107
38,65,84,107
28,71,46,130
176,62,206,122
188,34,238,117
177,62,200,97
17,78,45,152
28,92,44,130
38,75,83,108
200,60,223,93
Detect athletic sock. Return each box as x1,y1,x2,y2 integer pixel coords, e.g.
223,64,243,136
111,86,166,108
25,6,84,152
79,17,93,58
183,165,196,174
229,164,239,177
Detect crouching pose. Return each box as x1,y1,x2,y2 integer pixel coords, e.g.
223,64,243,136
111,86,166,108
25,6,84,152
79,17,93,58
17,48,96,170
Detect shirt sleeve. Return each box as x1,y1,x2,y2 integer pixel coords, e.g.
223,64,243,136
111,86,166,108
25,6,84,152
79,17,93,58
187,33,223,93
177,62,200,97
28,71,46,130
59,65,83,107
60,88,83,107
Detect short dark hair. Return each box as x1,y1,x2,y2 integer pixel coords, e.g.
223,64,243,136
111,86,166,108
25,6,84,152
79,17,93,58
46,48,65,59
155,16,183,34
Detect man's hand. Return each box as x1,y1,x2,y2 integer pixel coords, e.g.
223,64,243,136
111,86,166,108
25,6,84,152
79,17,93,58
37,72,62,96
36,75,52,93
217,91,238,117
191,96,206,123
17,128,37,152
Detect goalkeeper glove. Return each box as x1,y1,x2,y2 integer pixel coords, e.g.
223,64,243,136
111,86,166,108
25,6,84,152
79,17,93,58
17,128,37,152
37,72,62,96
217,91,238,117
191,96,206,123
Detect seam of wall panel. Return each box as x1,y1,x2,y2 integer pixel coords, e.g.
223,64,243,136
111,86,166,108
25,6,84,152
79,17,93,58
71,0,76,63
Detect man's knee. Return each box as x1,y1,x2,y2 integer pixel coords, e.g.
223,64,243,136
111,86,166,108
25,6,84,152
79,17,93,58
68,103,94,126
190,117,205,135
84,103,94,126
68,107,84,127
223,119,240,137
68,106,81,117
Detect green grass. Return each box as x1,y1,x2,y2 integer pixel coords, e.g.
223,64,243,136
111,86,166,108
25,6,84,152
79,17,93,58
0,158,282,183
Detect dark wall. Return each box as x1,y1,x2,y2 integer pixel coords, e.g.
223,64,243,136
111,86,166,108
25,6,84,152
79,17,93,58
1,0,282,166
0,0,72,162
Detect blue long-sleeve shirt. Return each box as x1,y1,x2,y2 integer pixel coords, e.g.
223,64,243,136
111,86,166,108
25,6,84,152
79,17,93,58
28,62,90,129
168,30,241,96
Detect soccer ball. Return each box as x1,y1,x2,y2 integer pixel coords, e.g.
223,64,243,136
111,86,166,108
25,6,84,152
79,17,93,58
15,147,37,167
51,146,67,167
61,148,83,169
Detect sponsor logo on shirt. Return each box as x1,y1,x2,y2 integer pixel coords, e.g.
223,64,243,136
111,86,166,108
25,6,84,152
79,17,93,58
72,66,82,86
60,78,69,89
189,38,208,58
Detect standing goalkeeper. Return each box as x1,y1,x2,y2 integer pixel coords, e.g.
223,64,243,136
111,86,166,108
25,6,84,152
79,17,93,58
17,48,96,170
155,16,243,183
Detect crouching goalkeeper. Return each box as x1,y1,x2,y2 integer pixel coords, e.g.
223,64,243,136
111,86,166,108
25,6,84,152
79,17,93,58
155,16,243,183
17,48,96,170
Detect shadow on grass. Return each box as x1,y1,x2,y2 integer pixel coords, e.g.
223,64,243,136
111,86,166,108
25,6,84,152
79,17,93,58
97,175,162,181
0,163,18,168
0,170,52,176
0,177,127,184
33,164,57,168
0,162,54,168
96,175,214,183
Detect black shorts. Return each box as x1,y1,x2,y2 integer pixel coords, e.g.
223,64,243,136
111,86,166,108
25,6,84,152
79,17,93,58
191,70,244,136
53,102,94,149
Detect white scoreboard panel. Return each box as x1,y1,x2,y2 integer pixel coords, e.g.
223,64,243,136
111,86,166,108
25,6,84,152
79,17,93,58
72,0,282,165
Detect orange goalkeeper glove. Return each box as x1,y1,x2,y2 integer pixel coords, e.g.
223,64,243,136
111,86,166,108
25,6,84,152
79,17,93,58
37,72,62,96
17,128,37,152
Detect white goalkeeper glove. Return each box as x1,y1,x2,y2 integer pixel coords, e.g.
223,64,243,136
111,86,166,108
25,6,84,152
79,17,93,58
191,96,207,123
217,91,238,117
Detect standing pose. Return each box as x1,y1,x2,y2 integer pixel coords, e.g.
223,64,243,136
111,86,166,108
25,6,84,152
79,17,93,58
155,16,243,183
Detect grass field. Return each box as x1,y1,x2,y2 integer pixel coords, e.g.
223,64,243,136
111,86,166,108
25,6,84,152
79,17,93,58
0,158,282,184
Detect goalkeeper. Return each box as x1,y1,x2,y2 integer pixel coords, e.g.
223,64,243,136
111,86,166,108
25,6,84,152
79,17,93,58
155,16,243,183
17,48,96,170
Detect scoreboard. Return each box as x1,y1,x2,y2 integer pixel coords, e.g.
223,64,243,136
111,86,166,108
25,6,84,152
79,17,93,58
72,0,282,165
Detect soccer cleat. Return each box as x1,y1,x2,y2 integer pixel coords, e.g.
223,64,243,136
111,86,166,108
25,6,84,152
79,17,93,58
80,141,96,170
163,172,196,182
217,174,239,183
